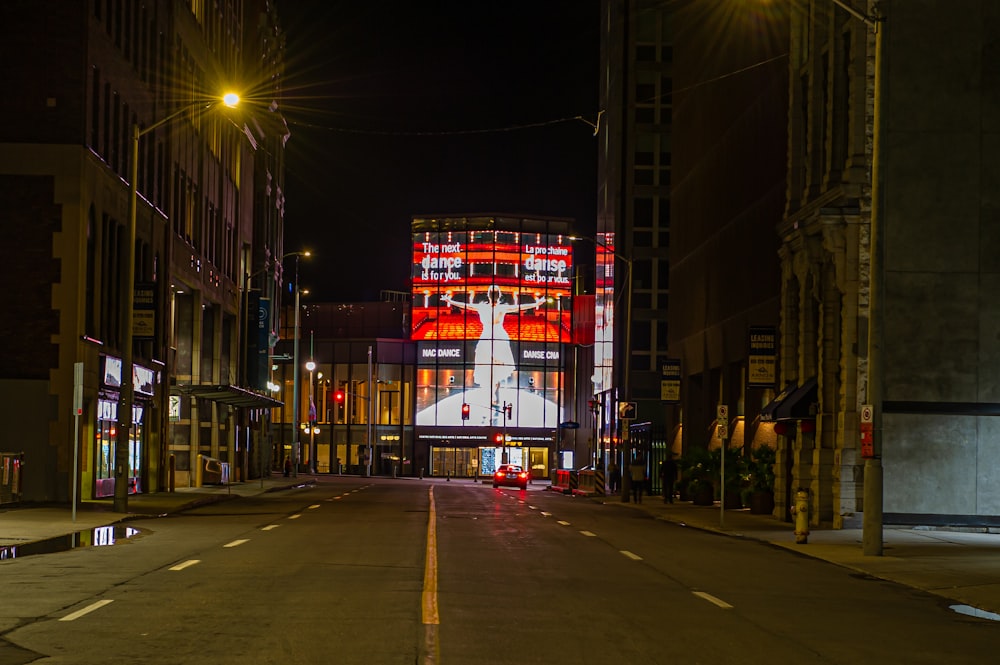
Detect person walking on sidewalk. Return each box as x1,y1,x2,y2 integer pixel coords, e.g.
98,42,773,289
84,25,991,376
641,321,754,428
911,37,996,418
607,460,620,494
629,456,646,503
660,455,677,503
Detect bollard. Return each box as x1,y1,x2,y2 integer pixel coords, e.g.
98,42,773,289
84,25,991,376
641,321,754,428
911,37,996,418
790,488,810,544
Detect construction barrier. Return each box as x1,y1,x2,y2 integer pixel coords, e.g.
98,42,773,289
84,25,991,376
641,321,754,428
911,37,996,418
0,452,23,505
550,469,573,494
549,469,607,497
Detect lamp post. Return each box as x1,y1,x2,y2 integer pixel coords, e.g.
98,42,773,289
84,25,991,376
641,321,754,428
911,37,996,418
367,345,374,477
243,249,310,484
115,93,239,513
826,0,885,557
569,234,633,499
288,252,311,477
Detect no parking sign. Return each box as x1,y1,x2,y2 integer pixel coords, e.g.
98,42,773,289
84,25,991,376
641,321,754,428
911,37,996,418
860,404,874,458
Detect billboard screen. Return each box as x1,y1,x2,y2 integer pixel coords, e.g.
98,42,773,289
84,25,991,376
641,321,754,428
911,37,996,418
412,227,572,428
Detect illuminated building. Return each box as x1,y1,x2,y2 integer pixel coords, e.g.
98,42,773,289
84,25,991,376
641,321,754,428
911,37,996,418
0,2,284,501
411,215,574,478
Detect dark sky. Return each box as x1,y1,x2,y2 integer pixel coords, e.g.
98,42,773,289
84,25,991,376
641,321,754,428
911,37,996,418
276,1,601,301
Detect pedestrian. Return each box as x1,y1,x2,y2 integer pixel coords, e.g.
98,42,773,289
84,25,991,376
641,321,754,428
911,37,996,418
607,460,620,494
629,457,646,503
660,455,678,503
283,456,291,477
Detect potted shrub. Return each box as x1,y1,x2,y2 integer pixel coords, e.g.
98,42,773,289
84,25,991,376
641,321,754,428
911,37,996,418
678,447,714,505
748,444,776,514
709,446,746,509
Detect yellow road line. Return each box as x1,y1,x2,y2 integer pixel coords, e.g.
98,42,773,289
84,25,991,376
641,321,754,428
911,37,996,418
422,486,439,625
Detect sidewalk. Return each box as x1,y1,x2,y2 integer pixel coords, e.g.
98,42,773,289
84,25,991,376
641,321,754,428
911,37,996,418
582,490,1000,619
3,478,1000,620
0,476,315,554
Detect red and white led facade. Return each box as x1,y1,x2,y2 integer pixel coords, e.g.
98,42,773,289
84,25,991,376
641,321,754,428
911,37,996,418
411,220,573,428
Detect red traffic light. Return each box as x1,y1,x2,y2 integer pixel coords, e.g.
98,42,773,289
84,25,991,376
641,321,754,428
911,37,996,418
461,403,470,420
333,389,345,404
494,432,504,444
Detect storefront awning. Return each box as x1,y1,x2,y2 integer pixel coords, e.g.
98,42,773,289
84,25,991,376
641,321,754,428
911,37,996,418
171,384,283,409
760,382,797,422
774,376,818,420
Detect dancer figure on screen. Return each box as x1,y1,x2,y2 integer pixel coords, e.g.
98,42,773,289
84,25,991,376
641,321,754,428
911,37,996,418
442,285,542,407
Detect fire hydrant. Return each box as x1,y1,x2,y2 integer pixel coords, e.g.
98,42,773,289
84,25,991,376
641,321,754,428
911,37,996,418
790,488,810,544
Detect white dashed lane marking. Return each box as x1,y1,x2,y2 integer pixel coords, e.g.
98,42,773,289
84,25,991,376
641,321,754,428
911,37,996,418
169,560,200,571
693,591,734,609
60,600,114,622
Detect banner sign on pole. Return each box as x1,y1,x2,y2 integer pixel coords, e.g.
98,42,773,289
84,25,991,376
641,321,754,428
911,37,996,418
661,358,681,403
748,326,777,388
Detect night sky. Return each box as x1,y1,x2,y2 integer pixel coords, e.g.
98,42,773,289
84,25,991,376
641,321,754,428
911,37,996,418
276,1,601,301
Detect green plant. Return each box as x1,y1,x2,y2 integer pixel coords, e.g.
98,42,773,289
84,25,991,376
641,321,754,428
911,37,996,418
678,446,712,487
708,446,747,490
749,444,776,493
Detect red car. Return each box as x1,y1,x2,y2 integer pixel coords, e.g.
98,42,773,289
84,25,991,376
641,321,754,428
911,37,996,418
493,464,529,490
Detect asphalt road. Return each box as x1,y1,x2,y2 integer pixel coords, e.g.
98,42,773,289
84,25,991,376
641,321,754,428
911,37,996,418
0,477,996,664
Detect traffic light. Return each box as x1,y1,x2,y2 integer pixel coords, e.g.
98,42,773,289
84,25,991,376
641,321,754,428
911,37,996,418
333,389,345,404
505,403,512,420
461,403,470,420
494,432,504,444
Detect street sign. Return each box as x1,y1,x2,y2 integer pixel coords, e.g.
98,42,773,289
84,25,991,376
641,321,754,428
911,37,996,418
860,404,874,458
661,358,681,402
559,421,580,429
717,405,729,441
618,401,637,420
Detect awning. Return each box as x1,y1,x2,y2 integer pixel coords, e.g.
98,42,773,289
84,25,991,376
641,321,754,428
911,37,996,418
760,382,797,422
171,384,283,409
775,376,818,420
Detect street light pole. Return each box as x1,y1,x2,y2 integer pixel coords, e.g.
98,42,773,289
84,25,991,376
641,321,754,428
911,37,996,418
291,255,302,478
826,0,885,557
115,94,238,513
367,345,374,477
306,357,316,474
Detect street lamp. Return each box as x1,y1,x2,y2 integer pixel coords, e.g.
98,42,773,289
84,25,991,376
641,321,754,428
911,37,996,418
306,358,317,473
825,0,885,557
240,246,310,487
569,234,634,500
115,93,239,513
287,251,311,477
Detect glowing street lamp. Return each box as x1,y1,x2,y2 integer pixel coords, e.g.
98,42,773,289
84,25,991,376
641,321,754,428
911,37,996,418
115,92,239,513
